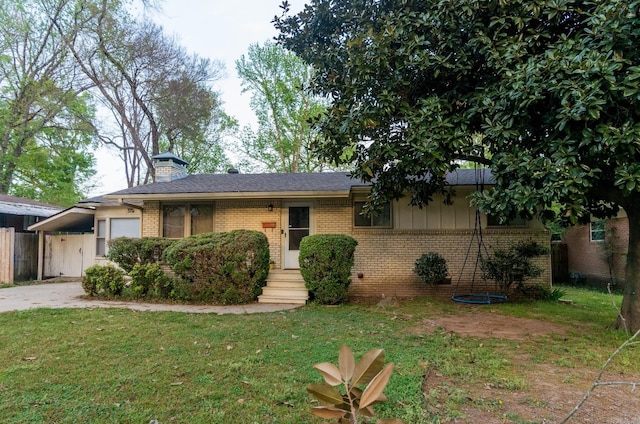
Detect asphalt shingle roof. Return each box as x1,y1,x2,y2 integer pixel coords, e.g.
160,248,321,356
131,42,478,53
105,169,493,198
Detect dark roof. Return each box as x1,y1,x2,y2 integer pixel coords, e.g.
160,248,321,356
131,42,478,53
152,152,189,166
0,194,62,217
104,169,493,198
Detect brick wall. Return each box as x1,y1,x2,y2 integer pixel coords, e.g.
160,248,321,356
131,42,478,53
348,228,550,299
563,217,628,286
142,201,160,237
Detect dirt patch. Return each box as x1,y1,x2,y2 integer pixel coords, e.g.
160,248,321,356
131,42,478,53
421,311,569,340
416,311,640,423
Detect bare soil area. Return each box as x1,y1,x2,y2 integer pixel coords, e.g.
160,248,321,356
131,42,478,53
418,311,640,423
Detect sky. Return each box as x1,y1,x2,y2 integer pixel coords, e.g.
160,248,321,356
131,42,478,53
90,0,308,196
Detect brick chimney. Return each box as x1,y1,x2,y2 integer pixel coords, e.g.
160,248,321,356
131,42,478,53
152,152,189,182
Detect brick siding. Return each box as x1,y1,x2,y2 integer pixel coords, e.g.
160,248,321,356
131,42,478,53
563,217,628,287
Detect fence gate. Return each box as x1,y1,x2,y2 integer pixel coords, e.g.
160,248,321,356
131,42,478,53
0,228,39,283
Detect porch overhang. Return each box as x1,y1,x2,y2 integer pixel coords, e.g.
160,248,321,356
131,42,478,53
27,207,95,233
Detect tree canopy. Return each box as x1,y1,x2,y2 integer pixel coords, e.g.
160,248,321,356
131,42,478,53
276,0,640,331
235,41,329,172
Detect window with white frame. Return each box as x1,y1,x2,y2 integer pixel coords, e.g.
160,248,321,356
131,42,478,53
590,220,605,242
353,201,391,228
96,219,106,256
95,217,140,256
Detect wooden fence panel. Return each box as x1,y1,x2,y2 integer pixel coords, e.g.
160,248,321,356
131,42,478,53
0,227,15,283
14,232,38,281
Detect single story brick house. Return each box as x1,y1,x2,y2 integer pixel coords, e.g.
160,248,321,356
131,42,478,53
31,153,551,301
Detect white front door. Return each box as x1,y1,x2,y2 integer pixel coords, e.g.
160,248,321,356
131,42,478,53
283,203,311,269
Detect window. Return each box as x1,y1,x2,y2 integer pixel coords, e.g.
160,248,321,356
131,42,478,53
110,218,140,239
95,217,140,256
163,205,186,238
190,204,214,235
96,219,106,256
353,201,391,228
590,220,605,242
163,203,213,238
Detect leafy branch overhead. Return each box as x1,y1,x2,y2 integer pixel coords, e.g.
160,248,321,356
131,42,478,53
307,345,403,424
275,0,640,332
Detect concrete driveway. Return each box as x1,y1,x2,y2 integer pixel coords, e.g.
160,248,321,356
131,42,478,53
0,282,301,314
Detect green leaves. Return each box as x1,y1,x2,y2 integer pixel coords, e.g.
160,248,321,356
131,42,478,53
307,345,403,424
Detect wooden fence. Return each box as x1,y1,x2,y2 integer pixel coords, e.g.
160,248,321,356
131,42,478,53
0,227,39,284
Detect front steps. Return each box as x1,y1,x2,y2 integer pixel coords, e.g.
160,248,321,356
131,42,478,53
258,269,308,304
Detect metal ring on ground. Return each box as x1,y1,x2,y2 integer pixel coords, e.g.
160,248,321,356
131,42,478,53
451,293,508,304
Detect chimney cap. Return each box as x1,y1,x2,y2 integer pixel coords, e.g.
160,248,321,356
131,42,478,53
227,168,239,174
152,152,189,166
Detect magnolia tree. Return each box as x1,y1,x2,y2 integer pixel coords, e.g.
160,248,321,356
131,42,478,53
276,0,640,332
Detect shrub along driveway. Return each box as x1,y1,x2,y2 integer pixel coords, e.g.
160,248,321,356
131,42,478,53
0,282,300,314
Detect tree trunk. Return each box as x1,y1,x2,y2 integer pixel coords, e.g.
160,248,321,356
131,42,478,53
619,205,640,333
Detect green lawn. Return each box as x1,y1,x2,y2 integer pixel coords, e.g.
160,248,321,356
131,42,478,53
0,286,636,423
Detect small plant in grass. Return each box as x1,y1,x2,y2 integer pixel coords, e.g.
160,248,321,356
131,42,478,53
414,252,448,284
82,264,125,297
307,345,404,424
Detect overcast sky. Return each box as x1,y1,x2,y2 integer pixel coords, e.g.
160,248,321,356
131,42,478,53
91,0,308,195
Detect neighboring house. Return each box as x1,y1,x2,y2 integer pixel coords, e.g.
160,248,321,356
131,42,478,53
558,212,628,289
0,194,61,282
30,153,551,301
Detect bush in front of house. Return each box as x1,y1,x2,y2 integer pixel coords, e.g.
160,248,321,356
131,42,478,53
107,237,175,273
129,263,174,299
414,252,448,284
82,264,126,297
299,234,358,305
480,240,549,297
163,230,270,304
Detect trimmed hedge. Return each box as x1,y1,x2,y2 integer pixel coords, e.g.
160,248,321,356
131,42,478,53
299,234,358,305
129,263,174,299
163,230,270,304
107,237,175,273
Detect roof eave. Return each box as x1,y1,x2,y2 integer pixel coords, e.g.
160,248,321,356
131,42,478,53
104,190,352,201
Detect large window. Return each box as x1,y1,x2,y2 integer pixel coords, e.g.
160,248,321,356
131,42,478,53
590,220,605,242
353,201,391,228
163,203,213,238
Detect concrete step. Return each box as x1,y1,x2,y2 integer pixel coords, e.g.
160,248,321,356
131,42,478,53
259,270,308,304
261,286,308,297
258,294,308,304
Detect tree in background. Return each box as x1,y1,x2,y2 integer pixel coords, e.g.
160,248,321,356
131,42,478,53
62,2,230,185
276,0,640,332
0,0,96,206
235,41,328,173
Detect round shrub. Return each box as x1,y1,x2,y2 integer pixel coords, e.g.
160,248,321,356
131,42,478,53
107,237,175,273
299,234,358,305
164,230,270,304
414,252,448,284
82,264,125,297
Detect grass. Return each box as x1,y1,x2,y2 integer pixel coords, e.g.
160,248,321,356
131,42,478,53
0,286,637,423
